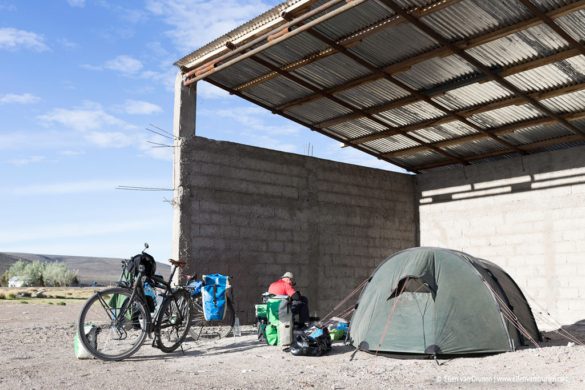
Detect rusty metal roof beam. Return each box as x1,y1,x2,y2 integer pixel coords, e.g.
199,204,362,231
233,0,461,93
519,0,585,58
378,0,585,146
183,0,368,86
316,47,583,129
415,133,585,171
342,80,585,146
302,19,523,154
385,116,562,158
385,109,585,159
273,0,585,111
247,53,469,165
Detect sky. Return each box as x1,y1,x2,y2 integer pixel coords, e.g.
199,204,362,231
0,0,402,262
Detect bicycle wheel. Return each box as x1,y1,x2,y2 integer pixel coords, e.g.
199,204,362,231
189,298,235,341
77,287,149,361
155,289,193,353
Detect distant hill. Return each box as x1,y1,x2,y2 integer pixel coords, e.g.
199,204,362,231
0,252,171,286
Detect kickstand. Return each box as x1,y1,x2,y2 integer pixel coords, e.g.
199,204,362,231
180,344,185,355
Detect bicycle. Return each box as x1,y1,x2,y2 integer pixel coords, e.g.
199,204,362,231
77,244,194,361
184,273,236,341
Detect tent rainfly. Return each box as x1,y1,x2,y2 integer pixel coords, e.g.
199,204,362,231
350,247,541,357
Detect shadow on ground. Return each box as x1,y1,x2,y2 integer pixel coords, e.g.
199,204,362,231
539,319,585,348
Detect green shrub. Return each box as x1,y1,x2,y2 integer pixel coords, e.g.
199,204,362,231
6,260,78,287
56,301,66,306
48,302,54,305
6,293,15,299
20,301,29,304
43,263,78,287
0,293,5,299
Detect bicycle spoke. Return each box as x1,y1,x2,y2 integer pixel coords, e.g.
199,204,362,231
78,288,148,361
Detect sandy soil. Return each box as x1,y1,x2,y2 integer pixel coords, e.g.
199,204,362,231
1,300,584,389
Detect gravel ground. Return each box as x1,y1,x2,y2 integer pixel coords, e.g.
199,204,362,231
1,300,584,389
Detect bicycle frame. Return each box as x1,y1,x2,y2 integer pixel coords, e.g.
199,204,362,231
107,261,183,337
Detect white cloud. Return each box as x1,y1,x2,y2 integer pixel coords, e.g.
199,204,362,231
104,55,143,75
39,103,135,132
58,37,78,49
0,27,49,51
0,93,40,104
123,99,163,115
198,81,229,99
209,106,300,136
146,0,274,52
86,131,134,148
67,0,85,7
8,155,45,166
139,66,177,91
38,102,140,149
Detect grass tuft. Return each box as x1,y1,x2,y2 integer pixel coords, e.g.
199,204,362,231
57,301,66,306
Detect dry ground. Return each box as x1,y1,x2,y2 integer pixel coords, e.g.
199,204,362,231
1,300,584,389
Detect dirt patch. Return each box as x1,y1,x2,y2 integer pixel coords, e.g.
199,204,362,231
0,287,98,300
0,301,584,389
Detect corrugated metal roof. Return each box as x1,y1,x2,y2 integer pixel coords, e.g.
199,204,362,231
177,0,585,172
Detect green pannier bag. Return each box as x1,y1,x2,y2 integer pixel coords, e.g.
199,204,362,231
266,297,292,346
108,293,132,320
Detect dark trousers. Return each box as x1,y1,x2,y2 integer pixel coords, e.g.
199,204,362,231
291,296,310,325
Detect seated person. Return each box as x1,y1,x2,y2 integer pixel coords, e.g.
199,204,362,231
268,271,310,327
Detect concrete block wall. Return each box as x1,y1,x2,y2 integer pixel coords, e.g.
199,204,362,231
179,136,417,322
417,145,585,329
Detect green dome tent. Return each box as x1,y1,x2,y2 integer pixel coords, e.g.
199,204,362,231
350,247,541,357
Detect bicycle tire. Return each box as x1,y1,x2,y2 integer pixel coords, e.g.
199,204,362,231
189,298,235,342
77,287,149,361
155,289,193,353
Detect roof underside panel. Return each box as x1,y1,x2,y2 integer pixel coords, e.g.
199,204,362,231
180,0,585,172
243,75,314,106
420,0,532,40
334,78,410,109
348,22,439,68
500,122,575,145
312,0,395,41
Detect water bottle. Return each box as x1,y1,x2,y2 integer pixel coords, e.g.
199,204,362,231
233,316,241,337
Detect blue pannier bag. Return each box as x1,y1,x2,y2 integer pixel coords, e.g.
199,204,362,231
202,274,229,321
187,280,203,296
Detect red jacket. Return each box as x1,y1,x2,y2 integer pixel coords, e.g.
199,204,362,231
268,278,296,297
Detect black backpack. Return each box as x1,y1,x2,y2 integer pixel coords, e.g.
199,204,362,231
290,328,332,357
128,253,157,278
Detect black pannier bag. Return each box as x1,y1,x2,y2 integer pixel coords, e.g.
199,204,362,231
128,253,157,278
290,327,332,357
